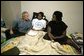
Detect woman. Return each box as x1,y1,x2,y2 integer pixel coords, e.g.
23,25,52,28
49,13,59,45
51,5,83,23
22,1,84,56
43,11,81,53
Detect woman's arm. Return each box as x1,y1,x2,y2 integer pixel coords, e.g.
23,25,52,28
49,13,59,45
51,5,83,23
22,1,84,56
54,31,67,39
47,26,67,40
47,26,55,41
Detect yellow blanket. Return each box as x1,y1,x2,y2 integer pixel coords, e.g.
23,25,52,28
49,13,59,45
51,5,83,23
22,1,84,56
17,31,78,55
1,30,79,55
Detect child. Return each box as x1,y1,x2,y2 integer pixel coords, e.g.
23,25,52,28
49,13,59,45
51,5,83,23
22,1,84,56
32,12,46,31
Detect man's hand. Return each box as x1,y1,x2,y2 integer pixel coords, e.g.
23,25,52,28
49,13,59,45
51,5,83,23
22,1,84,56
10,29,14,34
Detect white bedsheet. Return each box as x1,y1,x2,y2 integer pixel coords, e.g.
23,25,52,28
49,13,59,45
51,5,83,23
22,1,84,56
17,31,78,55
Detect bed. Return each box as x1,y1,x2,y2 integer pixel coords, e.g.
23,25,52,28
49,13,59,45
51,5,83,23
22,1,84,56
1,30,82,55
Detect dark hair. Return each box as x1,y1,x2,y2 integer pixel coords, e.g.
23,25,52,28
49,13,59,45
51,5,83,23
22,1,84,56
32,12,38,19
38,12,44,17
53,11,63,21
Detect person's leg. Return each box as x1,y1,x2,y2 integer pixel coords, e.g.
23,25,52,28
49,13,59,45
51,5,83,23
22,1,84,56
66,38,81,53
4,29,18,40
11,28,25,37
11,31,25,38
4,29,12,40
5,29,25,40
15,32,25,37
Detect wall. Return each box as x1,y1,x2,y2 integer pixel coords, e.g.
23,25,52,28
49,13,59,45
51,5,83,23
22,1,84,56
21,1,83,33
1,1,83,33
1,1,21,28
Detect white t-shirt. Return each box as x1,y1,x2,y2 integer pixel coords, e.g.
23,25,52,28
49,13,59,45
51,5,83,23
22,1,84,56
32,19,46,30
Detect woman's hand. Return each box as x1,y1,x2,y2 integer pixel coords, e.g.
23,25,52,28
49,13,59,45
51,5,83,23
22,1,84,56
47,26,56,41
51,39,55,43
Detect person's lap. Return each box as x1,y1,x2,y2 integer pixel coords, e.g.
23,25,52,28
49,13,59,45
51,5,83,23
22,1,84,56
5,29,25,40
43,33,69,44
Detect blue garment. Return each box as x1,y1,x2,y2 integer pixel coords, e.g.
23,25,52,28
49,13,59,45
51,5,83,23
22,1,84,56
12,18,32,33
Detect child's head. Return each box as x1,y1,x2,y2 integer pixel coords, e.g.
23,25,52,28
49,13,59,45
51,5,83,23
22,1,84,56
22,11,29,20
52,11,63,21
37,12,44,20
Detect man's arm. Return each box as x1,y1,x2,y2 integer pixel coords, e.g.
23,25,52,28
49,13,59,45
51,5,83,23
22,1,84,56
10,19,19,34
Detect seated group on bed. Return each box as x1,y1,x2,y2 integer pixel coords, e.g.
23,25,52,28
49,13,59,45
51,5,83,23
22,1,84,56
4,11,81,53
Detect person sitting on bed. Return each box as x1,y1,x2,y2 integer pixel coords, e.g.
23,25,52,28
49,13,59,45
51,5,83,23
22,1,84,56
5,11,32,40
32,12,46,31
43,11,81,53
